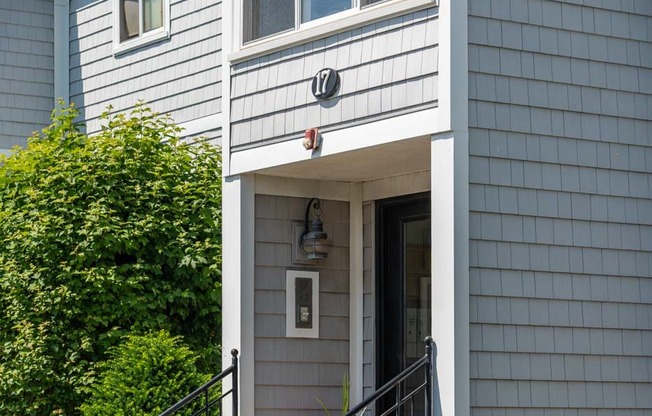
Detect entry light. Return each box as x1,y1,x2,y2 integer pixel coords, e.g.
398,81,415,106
300,198,333,260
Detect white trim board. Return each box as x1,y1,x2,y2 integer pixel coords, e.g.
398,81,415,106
430,133,469,416
254,175,351,201
222,0,234,177
230,107,440,175
349,182,364,404
221,174,255,416
54,0,69,106
434,0,469,412
253,170,431,202
362,170,430,202
177,113,223,137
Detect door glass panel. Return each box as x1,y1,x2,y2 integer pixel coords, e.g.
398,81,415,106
404,218,431,361
376,194,430,415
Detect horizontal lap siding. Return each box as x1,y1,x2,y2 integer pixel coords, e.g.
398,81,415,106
254,195,350,416
468,0,652,414
69,0,222,134
0,0,53,151
181,127,221,147
230,8,439,150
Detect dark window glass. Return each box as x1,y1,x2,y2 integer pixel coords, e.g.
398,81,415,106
244,0,295,42
301,0,351,23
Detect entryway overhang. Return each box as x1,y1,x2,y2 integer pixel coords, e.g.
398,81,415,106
227,106,440,182
255,134,431,183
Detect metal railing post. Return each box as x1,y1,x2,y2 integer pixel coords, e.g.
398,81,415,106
231,348,239,416
159,348,239,416
344,337,436,416
424,337,433,416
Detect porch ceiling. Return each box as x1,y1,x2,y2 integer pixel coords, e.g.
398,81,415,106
255,135,431,182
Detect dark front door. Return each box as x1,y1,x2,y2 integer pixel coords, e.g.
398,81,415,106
376,193,431,414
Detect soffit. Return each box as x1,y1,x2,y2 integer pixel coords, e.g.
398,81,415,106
255,135,431,182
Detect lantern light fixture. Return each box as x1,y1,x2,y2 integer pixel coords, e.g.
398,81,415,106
300,198,333,260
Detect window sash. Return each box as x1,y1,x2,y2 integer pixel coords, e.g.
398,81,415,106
244,0,358,43
120,0,164,42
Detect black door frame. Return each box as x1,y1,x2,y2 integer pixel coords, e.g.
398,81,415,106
375,192,430,391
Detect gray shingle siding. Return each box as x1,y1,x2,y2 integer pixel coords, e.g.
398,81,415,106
362,202,374,409
0,0,54,152
254,195,350,416
469,0,652,413
69,0,222,134
230,8,439,150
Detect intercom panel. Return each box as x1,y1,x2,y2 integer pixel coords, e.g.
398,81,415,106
286,270,319,338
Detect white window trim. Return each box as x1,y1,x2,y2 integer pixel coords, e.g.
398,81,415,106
230,0,438,63
112,0,171,56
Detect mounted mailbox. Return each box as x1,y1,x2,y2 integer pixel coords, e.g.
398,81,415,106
286,270,319,338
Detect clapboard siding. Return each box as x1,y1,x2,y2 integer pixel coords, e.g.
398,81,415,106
0,0,53,152
469,0,652,413
69,0,222,134
254,195,350,416
230,7,439,150
180,127,222,147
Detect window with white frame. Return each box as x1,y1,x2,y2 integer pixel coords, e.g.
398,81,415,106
115,0,169,52
243,0,388,43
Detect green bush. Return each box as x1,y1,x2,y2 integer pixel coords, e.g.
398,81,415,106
80,330,210,416
0,103,222,414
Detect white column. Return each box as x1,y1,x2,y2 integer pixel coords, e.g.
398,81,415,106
434,0,469,410
54,0,69,106
222,174,255,416
431,132,469,416
349,182,364,404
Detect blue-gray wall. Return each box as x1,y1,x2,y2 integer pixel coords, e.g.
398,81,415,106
0,0,54,153
254,195,350,416
69,0,222,139
362,201,375,412
468,0,652,413
230,8,439,150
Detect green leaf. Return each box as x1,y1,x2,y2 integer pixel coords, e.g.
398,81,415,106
0,102,223,415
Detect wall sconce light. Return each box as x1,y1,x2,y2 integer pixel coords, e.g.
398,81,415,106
300,198,333,260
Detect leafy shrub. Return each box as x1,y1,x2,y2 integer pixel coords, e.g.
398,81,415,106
0,103,222,414
80,330,210,416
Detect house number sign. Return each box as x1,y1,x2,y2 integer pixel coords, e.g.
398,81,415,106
311,68,340,100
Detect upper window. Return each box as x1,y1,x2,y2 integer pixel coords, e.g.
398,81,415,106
114,0,170,54
243,0,383,43
120,0,163,41
233,0,436,61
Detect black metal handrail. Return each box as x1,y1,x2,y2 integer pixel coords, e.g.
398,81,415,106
345,337,435,416
159,348,239,416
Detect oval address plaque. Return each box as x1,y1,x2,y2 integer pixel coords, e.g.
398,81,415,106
311,68,340,100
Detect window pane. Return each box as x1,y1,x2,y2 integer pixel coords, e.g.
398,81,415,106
243,0,294,42
121,0,139,41
362,0,386,5
301,0,351,23
143,0,163,32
